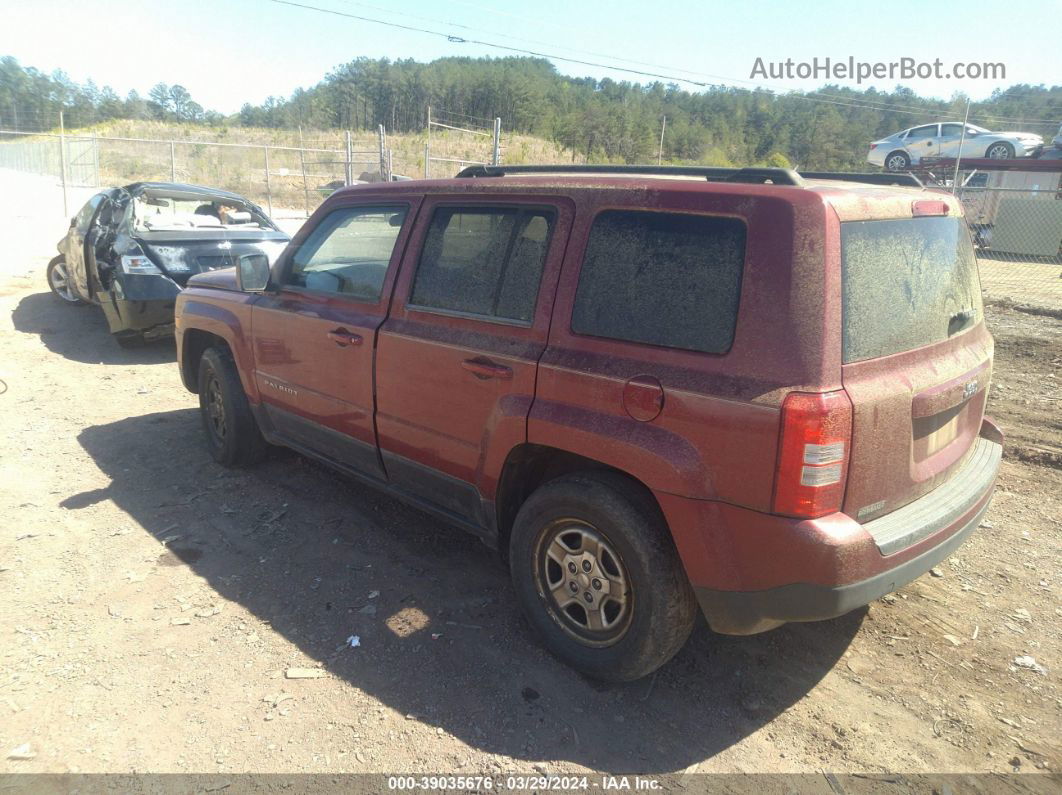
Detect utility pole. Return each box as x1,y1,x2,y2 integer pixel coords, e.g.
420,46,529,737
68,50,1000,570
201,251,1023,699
378,124,387,179
92,133,99,187
658,116,666,165
263,146,273,217
345,130,353,185
59,111,68,217
298,126,310,218
952,98,972,196
492,117,501,166
424,105,431,178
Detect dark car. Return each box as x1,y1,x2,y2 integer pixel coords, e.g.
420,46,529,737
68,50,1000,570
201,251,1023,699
174,164,1001,682
47,182,290,347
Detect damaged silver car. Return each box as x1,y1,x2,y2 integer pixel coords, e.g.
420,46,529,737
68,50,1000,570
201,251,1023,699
47,182,290,347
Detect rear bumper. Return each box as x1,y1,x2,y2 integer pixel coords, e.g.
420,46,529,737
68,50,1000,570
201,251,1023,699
660,419,1003,635
100,274,180,335
100,294,176,335
694,491,991,634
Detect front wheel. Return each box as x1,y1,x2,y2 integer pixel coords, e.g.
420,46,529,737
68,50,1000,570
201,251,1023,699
986,142,1014,159
509,472,698,682
197,346,267,467
46,256,85,304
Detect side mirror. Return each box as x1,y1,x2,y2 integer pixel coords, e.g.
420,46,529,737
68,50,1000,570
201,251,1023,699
236,254,270,292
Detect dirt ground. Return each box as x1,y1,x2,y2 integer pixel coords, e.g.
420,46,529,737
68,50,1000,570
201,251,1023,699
0,171,1059,780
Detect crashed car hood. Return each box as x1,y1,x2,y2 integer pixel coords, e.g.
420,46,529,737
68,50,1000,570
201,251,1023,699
135,230,289,286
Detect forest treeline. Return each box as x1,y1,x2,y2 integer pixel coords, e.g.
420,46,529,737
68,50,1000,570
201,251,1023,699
3,54,1059,169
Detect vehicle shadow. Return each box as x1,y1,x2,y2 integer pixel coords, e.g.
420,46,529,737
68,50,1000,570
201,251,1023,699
10,292,176,365
69,409,863,774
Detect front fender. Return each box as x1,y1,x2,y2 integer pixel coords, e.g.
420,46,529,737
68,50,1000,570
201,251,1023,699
176,289,259,399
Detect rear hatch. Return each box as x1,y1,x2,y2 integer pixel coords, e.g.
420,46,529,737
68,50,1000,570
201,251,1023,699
840,213,991,524
137,231,289,287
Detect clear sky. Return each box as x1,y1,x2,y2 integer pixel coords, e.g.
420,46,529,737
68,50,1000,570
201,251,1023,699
2,0,1059,114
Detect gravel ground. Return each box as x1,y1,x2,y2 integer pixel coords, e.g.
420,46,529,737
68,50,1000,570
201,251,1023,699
0,171,1059,781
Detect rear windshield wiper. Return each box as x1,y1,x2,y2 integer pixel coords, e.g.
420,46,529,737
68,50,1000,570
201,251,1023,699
948,308,977,336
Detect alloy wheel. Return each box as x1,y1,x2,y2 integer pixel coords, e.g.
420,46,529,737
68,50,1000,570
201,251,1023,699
535,520,633,647
886,154,908,172
49,261,79,303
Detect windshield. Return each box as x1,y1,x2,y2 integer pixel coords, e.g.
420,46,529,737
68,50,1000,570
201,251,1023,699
841,216,982,363
133,191,273,232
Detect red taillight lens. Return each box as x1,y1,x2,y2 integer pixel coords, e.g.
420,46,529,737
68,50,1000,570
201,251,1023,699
773,390,853,519
869,143,878,150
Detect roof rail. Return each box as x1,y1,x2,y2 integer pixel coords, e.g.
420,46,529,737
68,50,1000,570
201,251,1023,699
455,164,805,186
798,171,924,188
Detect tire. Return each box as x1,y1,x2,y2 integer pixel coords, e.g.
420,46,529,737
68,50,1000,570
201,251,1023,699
884,151,911,172
509,471,698,682
46,256,85,304
197,346,267,467
986,142,1014,159
114,331,145,349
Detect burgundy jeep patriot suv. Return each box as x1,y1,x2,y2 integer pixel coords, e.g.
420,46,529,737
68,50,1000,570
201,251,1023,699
175,164,1002,682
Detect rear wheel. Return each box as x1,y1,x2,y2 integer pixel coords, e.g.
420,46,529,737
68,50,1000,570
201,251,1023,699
884,151,911,172
509,471,698,682
46,256,85,304
986,142,1014,159
197,346,267,467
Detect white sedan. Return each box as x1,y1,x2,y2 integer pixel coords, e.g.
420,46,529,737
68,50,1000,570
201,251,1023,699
867,123,1043,171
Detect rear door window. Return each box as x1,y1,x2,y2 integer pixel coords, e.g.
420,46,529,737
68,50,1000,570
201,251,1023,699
906,125,939,141
409,207,554,323
571,210,746,354
841,216,982,363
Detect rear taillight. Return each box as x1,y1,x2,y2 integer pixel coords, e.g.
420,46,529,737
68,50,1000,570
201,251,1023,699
869,143,878,150
773,390,853,519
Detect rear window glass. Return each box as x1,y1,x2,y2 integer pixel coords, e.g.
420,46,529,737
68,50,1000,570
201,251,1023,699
571,210,745,354
841,217,982,363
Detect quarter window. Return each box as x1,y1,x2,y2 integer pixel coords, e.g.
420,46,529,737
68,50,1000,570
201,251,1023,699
287,206,407,301
410,207,554,323
571,210,746,354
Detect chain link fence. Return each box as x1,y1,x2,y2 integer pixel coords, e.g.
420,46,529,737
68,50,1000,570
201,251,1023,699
0,127,393,223
915,159,1062,308
2,120,1058,309
423,107,500,179
959,181,1061,307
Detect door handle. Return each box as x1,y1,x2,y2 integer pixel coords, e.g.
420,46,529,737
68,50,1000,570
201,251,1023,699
461,358,513,380
326,328,363,347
